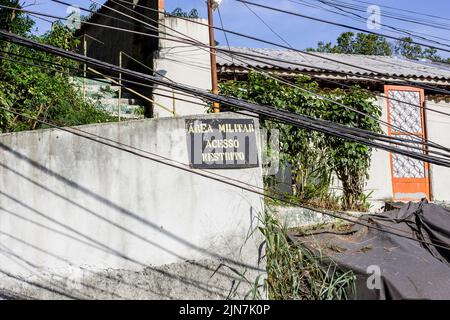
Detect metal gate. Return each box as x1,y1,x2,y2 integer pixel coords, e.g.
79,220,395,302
385,86,430,201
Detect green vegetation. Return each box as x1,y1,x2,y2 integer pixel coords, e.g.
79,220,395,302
308,31,450,63
0,0,116,134
221,210,355,300
220,72,381,211
309,32,392,56
259,213,355,299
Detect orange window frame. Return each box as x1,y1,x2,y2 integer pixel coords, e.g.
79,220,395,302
384,85,431,201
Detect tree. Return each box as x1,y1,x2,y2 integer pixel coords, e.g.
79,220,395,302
393,37,447,61
393,37,422,59
309,32,450,63
0,0,33,35
0,1,115,133
308,32,392,56
422,48,441,61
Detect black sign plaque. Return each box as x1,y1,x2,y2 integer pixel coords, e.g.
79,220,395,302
186,118,259,169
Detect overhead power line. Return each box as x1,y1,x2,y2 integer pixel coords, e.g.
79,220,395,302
78,0,450,154
6,0,450,142
289,0,450,48
235,0,450,54
349,0,450,23
72,0,449,156
5,41,450,160
315,0,450,30
1,1,448,154
4,2,450,154
0,48,448,250
77,0,443,150
106,0,450,97
1,88,450,252
1,4,450,255
71,0,450,146
7,2,450,99
1,32,450,250
232,2,450,151
6,49,450,162
3,30,450,168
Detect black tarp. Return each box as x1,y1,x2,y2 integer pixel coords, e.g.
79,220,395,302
290,201,450,300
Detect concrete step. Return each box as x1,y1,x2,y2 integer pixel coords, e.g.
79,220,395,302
96,98,142,105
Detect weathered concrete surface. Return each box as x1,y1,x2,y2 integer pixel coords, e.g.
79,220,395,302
0,260,254,300
0,112,265,299
271,205,366,229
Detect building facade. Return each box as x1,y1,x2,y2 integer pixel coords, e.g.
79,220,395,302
75,0,212,118
217,48,450,204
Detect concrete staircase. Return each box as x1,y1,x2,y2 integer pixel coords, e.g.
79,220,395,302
72,77,146,119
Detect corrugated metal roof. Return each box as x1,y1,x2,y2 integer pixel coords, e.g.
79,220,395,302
217,47,450,81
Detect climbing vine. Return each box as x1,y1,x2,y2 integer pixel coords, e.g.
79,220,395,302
220,72,382,210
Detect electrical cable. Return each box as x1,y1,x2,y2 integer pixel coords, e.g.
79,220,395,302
9,1,450,99
3,4,450,155
311,0,450,31
3,46,450,250
3,30,450,168
69,0,450,153
3,3,450,255
4,1,450,156
234,2,450,153
236,0,450,53
1,102,450,252
290,0,450,47
101,0,450,98
349,0,450,23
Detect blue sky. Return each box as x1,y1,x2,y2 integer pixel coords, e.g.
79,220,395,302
26,0,450,58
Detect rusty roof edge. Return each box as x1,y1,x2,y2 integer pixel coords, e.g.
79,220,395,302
217,67,450,87
216,47,450,82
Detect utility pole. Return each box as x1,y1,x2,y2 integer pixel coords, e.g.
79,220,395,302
207,0,220,113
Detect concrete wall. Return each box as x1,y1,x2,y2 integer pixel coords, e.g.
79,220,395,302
78,8,213,118
425,99,450,202
153,17,212,117
365,95,393,204
0,113,265,299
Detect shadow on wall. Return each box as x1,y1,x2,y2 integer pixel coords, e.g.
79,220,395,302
0,139,265,300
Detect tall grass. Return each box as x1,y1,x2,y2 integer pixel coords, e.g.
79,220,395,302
259,213,355,300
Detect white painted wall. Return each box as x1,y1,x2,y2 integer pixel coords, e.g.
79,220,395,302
151,16,450,205
0,113,264,299
365,95,450,204
425,99,450,202
153,17,212,117
365,95,393,203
